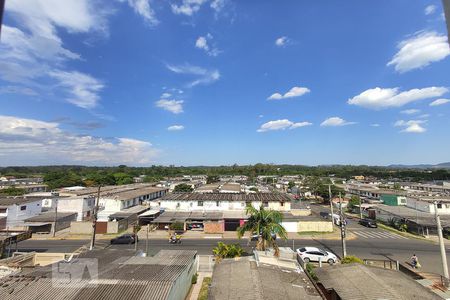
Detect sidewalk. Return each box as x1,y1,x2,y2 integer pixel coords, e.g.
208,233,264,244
188,272,212,300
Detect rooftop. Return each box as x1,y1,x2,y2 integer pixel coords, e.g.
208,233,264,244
315,263,441,300
0,197,43,207
160,192,292,202
0,249,197,300
25,212,77,222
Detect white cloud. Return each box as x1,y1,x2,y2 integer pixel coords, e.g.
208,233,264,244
210,0,226,12
400,109,420,115
0,85,38,96
166,64,220,87
425,5,436,15
394,119,427,133
125,0,158,25
167,125,185,131
257,119,312,132
268,86,310,100
171,0,208,16
370,124,380,127
49,70,104,109
155,99,184,114
195,34,220,56
161,92,172,98
275,36,289,47
387,31,450,73
320,117,356,127
347,86,448,109
430,98,450,106
0,115,158,165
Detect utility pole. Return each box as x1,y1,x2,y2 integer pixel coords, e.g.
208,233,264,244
339,192,347,258
52,198,58,237
89,186,101,251
359,196,363,220
434,201,449,282
146,224,149,256
328,184,334,227
134,224,138,251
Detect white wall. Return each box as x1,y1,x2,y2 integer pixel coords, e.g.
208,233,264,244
407,198,450,215
57,196,95,221
2,201,42,228
158,200,290,211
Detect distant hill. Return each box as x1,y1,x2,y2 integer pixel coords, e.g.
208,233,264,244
387,162,450,169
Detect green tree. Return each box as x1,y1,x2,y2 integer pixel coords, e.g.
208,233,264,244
0,186,26,196
206,175,219,184
173,183,194,193
249,187,259,192
288,181,295,190
393,182,402,190
237,206,287,256
113,172,134,185
348,195,360,211
212,242,244,260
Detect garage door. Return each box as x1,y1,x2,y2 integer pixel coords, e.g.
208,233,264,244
224,219,240,231
281,222,298,233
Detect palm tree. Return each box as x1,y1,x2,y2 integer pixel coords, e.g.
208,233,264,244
237,205,287,256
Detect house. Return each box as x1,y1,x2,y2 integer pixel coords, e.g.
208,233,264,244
0,249,198,300
24,211,77,233
193,183,220,193
0,197,42,230
380,190,407,206
156,193,292,212
219,183,241,193
209,255,322,299
406,196,450,215
315,263,441,299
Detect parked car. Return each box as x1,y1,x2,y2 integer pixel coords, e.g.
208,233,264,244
110,233,138,244
359,218,377,228
319,211,330,219
296,246,337,264
250,233,277,241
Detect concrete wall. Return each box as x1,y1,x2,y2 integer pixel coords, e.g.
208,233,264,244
298,221,333,232
159,200,291,212
407,198,450,215
70,221,93,234
107,219,128,233
167,254,199,300
204,221,224,233
290,209,311,216
34,253,66,266
3,200,42,228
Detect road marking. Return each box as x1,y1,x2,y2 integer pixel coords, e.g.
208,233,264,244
352,230,408,240
203,236,222,239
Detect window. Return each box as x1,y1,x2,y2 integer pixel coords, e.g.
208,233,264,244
20,205,26,211
438,203,443,209
216,201,220,207
0,208,6,213
263,202,269,207
280,201,284,207
198,201,204,207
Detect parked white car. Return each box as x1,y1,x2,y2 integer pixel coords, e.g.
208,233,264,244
296,246,338,264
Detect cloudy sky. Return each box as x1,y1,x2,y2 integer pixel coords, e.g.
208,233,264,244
0,0,449,166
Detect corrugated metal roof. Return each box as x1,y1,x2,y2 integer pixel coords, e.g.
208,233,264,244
25,212,77,222
161,192,291,202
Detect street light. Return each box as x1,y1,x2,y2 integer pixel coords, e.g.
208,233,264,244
434,200,449,282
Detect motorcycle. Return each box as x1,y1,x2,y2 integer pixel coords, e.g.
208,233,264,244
169,236,182,244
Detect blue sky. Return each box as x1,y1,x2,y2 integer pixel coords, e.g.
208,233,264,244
0,0,449,166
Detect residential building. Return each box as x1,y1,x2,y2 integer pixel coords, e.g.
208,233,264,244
156,193,291,212
406,196,450,215
0,249,198,300
0,197,42,229
315,263,441,299
24,211,77,233
380,191,407,206
218,183,241,193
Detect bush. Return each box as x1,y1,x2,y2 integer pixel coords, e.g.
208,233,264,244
191,273,198,284
169,222,184,231
213,242,244,260
341,255,363,264
305,263,318,281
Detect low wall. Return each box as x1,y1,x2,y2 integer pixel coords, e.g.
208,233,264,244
298,221,333,232
107,219,128,234
290,209,312,216
204,221,224,234
70,221,93,234
34,253,67,266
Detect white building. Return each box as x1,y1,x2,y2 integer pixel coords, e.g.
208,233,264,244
0,197,43,229
157,193,292,212
406,196,450,215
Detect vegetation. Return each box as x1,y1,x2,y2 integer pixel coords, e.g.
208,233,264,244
1,164,450,189
347,195,360,211
387,218,408,232
341,255,364,264
198,277,212,300
169,222,184,231
287,181,295,189
249,187,259,192
212,242,244,260
305,263,318,281
206,175,219,184
191,273,198,284
237,205,287,256
173,183,194,192
0,186,26,196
